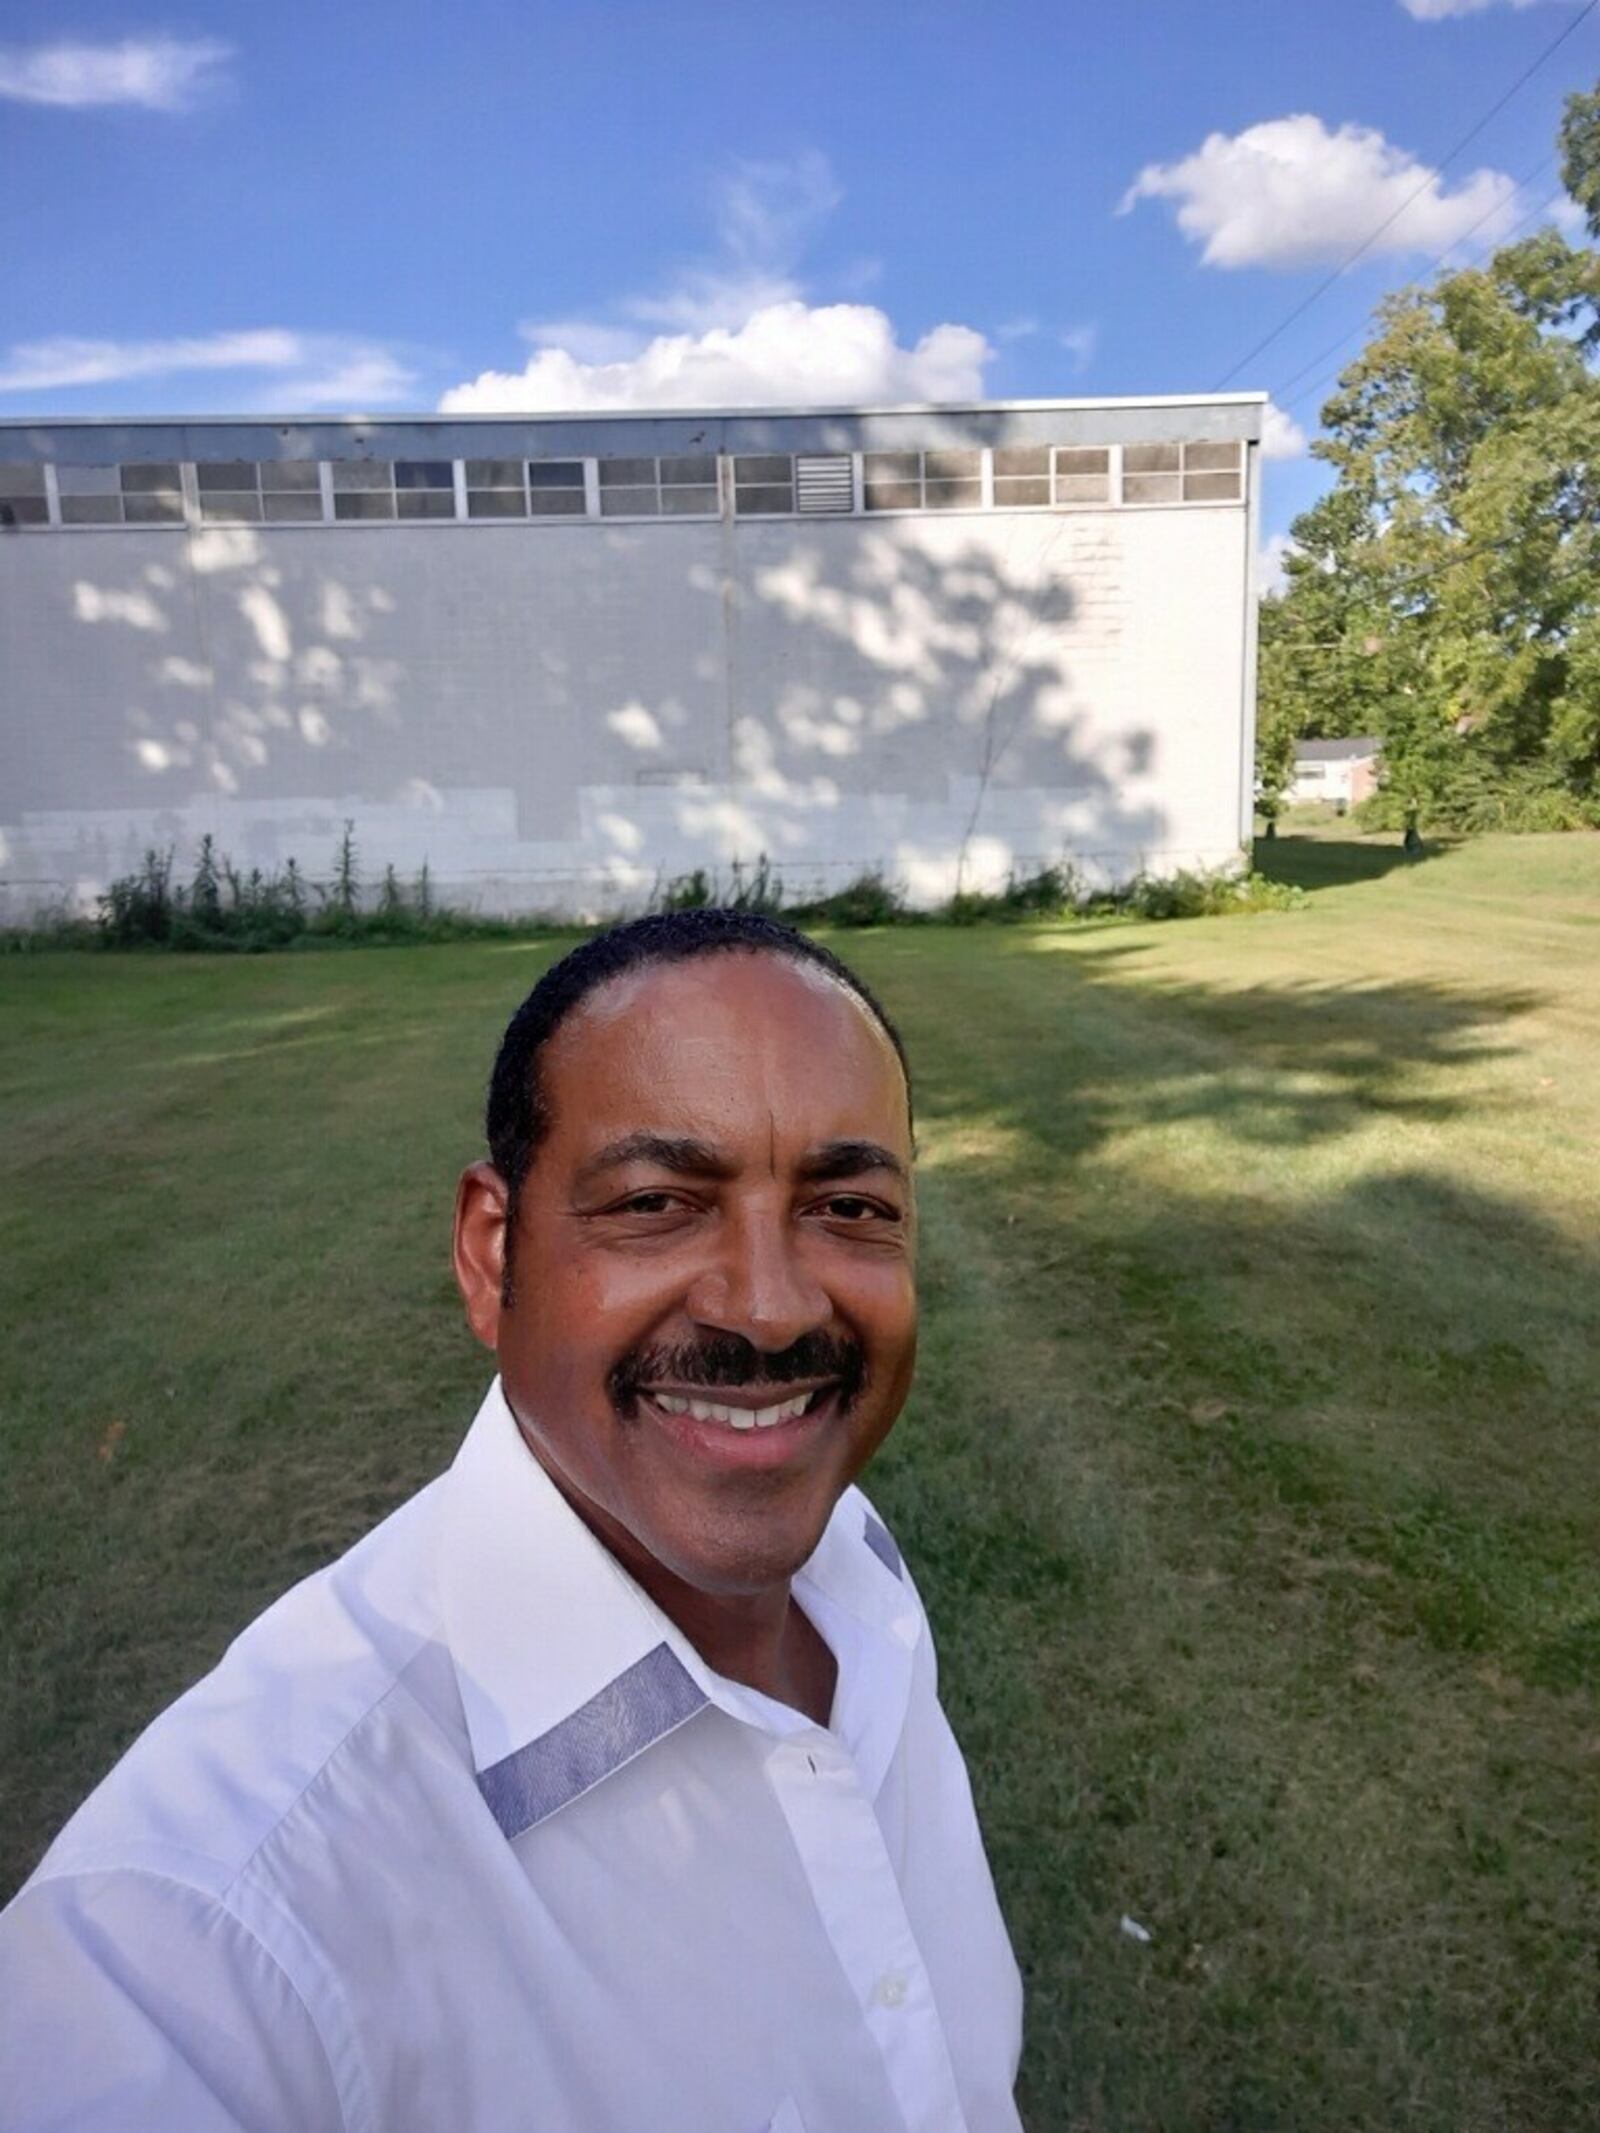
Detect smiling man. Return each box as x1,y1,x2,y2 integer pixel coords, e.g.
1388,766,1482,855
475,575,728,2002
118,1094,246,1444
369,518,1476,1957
1,910,1024,2133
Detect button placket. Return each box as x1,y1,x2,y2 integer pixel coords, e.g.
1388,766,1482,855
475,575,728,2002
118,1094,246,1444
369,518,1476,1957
766,1732,970,2133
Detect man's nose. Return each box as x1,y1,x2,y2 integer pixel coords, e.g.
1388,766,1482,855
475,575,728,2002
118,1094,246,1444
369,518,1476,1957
684,1206,831,1355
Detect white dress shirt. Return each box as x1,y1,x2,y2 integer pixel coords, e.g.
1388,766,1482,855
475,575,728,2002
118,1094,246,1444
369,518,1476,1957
1,1379,1024,2132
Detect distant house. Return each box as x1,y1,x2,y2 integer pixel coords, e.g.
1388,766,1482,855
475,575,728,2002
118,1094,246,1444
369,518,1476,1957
1288,736,1381,808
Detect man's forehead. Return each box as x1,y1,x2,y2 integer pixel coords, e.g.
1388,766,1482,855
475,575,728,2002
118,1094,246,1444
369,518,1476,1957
542,952,910,1154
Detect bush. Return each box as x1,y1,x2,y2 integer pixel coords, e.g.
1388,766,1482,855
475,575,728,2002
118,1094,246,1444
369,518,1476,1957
12,834,1303,954
81,839,544,953
656,867,714,911
1356,760,1600,836
939,863,1079,924
785,869,910,928
1118,868,1305,919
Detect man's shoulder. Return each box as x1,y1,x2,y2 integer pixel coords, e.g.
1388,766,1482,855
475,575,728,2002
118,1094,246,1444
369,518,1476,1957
28,1473,460,1905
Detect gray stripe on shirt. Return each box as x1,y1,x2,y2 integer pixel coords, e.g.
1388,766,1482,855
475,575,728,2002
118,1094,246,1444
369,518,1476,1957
476,1641,708,1839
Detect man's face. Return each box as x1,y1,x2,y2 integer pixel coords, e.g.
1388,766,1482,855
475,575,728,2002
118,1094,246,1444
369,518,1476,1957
456,952,917,1599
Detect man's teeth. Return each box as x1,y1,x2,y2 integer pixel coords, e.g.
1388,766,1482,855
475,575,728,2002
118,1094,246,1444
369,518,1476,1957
650,1391,815,1430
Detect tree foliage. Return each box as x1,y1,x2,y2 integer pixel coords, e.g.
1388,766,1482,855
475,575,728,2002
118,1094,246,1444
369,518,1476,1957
1258,82,1600,830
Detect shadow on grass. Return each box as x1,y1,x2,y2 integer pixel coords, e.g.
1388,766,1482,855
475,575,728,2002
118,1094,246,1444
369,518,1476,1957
856,929,1599,2131
911,928,1542,1159
1252,834,1459,892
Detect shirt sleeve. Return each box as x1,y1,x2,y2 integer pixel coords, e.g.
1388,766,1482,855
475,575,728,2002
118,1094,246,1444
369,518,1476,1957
0,1868,348,2133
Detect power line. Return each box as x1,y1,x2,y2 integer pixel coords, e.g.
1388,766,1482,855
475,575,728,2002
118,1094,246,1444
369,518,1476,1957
1212,0,1599,390
1277,180,1576,419
1267,154,1557,405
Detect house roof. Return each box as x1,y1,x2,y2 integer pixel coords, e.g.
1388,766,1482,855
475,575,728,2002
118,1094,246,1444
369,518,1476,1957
1295,737,1380,763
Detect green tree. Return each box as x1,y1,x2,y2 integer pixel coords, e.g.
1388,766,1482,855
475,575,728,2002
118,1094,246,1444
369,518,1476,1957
1257,81,1600,830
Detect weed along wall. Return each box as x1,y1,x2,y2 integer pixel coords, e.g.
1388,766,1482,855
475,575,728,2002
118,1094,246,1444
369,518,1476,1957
0,396,1262,921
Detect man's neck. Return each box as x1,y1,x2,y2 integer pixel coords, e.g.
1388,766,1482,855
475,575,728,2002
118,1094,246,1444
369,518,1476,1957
516,1425,837,1726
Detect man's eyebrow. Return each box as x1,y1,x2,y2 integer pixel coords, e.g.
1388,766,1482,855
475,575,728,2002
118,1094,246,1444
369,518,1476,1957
794,1140,908,1186
574,1133,736,1188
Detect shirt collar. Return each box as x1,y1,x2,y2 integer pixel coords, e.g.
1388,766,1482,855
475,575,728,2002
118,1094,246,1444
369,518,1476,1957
438,1378,921,1840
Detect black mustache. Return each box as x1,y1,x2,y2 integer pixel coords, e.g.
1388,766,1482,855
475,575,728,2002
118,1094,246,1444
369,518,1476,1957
609,1331,865,1409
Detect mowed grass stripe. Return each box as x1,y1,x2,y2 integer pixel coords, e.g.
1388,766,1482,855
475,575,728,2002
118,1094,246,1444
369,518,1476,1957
2,833,1596,2130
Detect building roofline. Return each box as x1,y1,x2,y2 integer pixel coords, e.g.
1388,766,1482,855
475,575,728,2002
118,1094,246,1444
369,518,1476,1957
0,390,1269,429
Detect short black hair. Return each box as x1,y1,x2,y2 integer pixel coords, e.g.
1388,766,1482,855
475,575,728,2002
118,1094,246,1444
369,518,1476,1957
486,908,912,1226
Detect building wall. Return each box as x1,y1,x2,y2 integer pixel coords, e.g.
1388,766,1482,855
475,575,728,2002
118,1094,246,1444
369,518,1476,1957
1,421,1258,918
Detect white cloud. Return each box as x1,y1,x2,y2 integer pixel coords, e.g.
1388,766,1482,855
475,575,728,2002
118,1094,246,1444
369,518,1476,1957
441,150,991,412
1119,114,1518,269
273,351,418,409
1400,0,1550,18
1261,401,1308,459
1059,323,1099,373
0,36,230,111
440,301,990,413
1257,532,1296,598
0,330,415,406
0,332,300,392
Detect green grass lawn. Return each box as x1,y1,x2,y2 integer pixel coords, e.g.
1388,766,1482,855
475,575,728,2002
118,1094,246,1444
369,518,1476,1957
3,831,1598,2131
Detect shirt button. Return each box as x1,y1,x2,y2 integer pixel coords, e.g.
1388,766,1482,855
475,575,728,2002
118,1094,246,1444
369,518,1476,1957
873,1971,909,2009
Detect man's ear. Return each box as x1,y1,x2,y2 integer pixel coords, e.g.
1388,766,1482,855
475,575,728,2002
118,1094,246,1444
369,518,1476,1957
453,1161,511,1349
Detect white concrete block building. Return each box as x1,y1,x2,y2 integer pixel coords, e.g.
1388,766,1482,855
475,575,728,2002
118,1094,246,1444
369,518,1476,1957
0,396,1263,918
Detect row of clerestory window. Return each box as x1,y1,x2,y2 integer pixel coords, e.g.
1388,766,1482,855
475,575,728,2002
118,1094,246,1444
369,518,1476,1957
0,440,1245,529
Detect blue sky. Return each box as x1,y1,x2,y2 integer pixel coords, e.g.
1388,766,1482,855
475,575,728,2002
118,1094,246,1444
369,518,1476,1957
2,0,1596,563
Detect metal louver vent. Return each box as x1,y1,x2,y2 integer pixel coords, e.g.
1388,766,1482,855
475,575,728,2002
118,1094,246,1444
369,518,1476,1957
796,455,853,514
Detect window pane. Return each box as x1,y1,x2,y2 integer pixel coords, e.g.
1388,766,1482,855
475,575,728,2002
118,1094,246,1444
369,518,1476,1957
599,458,657,487
735,484,793,516
1,496,50,525
1124,443,1180,474
467,459,524,488
1054,474,1109,504
0,464,48,497
735,455,791,484
863,480,921,511
1122,472,1181,503
529,488,587,517
599,486,659,515
123,492,185,523
1182,470,1242,502
924,479,982,510
262,492,325,522
660,454,716,486
121,463,182,494
331,460,392,491
1184,440,1242,473
661,485,719,515
335,491,396,519
469,489,527,518
994,475,1050,507
200,492,263,522
330,460,392,488
60,495,122,524
923,449,979,479
55,464,120,496
529,459,585,490
993,447,1049,477
1055,448,1109,476
864,453,920,483
397,489,456,518
267,460,322,491
196,461,257,492
395,460,453,490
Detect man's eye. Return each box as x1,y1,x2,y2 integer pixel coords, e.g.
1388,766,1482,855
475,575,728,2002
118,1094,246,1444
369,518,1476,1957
821,1195,893,1222
618,1192,680,1215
